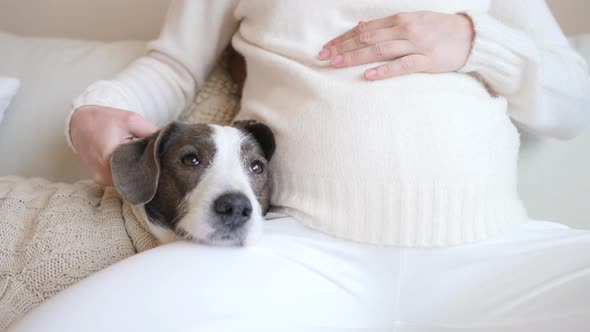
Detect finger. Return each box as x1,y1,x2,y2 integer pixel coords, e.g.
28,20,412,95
330,40,413,68
322,13,409,49
364,54,431,80
325,26,405,59
128,113,159,138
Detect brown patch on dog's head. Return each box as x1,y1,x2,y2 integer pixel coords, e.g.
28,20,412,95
232,121,275,214
233,120,276,161
111,122,216,230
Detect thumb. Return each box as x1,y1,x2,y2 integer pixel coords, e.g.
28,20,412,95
128,114,159,138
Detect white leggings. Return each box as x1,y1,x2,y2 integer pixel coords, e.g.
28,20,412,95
9,215,590,332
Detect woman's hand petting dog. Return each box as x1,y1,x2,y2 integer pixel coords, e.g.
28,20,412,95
70,106,159,186
319,11,475,80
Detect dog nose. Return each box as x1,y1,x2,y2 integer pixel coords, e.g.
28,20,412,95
214,193,252,228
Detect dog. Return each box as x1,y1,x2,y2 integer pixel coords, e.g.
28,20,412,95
111,120,276,247
0,121,276,326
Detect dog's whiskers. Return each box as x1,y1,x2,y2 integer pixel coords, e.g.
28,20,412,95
175,227,194,241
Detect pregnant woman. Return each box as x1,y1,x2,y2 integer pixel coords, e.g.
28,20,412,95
12,0,590,331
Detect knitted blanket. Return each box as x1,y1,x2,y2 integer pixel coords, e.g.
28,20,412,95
0,177,159,329
0,52,240,330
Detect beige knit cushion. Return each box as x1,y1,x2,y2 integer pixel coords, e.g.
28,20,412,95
0,177,158,330
179,51,241,126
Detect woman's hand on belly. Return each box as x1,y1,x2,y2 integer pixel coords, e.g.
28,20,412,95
318,11,474,81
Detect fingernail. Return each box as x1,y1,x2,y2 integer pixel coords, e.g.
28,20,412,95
365,69,377,79
318,48,331,60
331,55,344,66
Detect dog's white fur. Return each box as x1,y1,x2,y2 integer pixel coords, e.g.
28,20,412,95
136,125,263,246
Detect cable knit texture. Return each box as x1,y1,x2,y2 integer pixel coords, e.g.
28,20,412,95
0,177,158,330
67,0,589,246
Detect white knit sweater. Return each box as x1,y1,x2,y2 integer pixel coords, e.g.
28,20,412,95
68,0,590,246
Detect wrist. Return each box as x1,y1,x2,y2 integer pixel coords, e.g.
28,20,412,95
457,12,531,95
67,106,88,153
65,106,84,154
66,105,104,153
457,13,475,51
456,13,476,69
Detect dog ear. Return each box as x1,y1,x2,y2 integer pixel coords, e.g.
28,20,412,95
234,120,276,161
110,123,175,205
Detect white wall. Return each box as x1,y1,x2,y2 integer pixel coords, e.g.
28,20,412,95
0,0,587,41
0,0,170,41
547,0,590,35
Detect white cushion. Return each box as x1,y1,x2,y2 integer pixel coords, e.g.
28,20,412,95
517,34,590,230
0,31,145,182
570,33,590,65
0,76,19,125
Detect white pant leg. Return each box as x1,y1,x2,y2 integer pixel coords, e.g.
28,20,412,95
8,216,403,332
399,221,590,331
8,218,590,332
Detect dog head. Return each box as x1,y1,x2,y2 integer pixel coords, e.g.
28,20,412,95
110,121,275,246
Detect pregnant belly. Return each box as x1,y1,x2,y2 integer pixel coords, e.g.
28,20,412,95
239,66,518,181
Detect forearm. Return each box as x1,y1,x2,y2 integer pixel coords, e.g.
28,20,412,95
71,53,196,126
66,0,240,150
459,1,590,139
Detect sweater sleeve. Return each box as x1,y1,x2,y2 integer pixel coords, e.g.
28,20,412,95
458,0,590,139
66,0,240,150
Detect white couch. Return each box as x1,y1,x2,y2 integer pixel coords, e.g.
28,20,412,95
0,33,146,182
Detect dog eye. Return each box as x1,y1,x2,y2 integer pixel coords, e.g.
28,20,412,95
249,160,264,174
181,154,200,166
